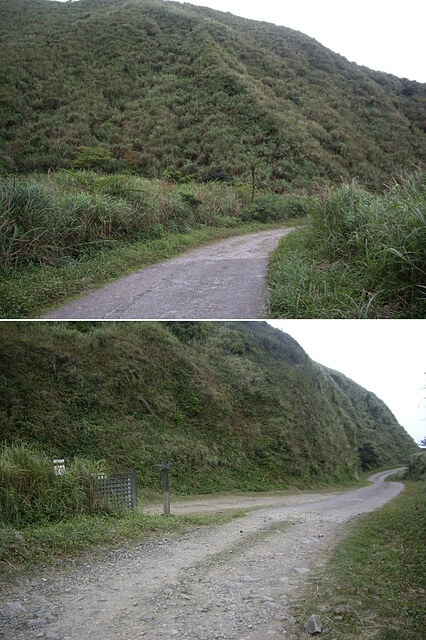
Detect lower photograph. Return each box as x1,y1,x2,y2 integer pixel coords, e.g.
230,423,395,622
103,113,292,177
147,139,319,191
0,320,424,640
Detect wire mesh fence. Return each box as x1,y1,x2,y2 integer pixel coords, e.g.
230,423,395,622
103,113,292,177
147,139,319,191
97,468,137,510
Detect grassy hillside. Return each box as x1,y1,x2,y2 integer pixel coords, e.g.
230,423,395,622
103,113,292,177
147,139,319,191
0,0,424,189
0,322,417,493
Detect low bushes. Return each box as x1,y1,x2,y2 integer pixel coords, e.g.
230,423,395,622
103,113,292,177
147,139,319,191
246,193,314,223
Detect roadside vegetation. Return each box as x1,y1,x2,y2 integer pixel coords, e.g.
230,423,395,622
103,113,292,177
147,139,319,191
295,467,425,639
0,443,244,569
2,168,424,319
0,170,308,317
268,170,426,318
0,443,106,527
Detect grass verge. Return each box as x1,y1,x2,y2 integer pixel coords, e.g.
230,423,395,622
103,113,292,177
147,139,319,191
0,222,281,318
0,509,245,573
294,480,425,640
268,171,425,319
267,227,370,318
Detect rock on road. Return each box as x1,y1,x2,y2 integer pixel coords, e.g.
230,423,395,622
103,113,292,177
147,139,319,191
44,228,293,319
0,470,404,640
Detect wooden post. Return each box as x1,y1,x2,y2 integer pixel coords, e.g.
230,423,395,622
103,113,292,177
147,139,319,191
162,459,170,515
130,467,138,510
151,459,171,515
251,164,256,203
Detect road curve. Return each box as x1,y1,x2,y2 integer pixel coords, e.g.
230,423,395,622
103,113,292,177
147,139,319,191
44,227,293,319
144,468,405,516
0,470,405,640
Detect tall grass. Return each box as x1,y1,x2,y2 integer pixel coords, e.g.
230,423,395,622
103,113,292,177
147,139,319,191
0,171,305,271
0,443,106,527
310,171,425,295
269,170,426,318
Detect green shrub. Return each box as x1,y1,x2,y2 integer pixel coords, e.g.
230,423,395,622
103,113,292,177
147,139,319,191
72,146,118,172
404,451,426,480
245,193,313,222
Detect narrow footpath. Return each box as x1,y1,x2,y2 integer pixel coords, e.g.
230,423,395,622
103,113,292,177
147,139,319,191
44,228,293,319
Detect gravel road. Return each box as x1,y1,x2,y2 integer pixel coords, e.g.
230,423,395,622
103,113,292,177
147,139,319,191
43,228,293,319
0,470,404,640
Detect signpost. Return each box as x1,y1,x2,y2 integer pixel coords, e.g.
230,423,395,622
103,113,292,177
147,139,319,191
151,459,171,515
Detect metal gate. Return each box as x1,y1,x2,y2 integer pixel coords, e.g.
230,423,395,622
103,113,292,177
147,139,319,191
97,468,137,510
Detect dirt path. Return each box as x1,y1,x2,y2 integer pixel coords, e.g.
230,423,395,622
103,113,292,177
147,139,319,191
0,470,404,640
43,228,293,319
143,490,345,515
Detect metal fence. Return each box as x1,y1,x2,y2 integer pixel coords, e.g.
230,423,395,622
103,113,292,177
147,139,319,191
97,468,138,510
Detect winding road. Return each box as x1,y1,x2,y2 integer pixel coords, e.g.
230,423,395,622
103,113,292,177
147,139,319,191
44,227,293,319
1,470,404,640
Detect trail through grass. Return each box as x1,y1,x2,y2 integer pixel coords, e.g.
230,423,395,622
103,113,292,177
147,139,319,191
1,223,286,318
0,170,309,318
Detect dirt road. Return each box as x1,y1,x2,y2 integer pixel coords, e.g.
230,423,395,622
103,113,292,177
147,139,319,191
0,470,404,640
44,228,293,319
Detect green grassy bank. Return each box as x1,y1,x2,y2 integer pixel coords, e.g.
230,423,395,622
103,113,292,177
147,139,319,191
268,170,426,319
294,479,426,640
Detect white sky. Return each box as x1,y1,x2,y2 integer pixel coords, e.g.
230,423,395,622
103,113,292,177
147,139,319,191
179,0,426,82
268,320,426,444
51,0,426,81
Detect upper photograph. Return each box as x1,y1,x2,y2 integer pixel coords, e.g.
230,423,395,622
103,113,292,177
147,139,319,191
1,0,424,320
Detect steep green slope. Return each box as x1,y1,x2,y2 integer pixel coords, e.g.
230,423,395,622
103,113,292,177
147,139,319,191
0,0,424,190
0,322,416,492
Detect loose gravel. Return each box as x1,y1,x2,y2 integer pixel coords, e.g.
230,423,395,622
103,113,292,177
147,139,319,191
0,470,404,640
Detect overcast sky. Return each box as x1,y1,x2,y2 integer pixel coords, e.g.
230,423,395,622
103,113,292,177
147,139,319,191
268,320,425,444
